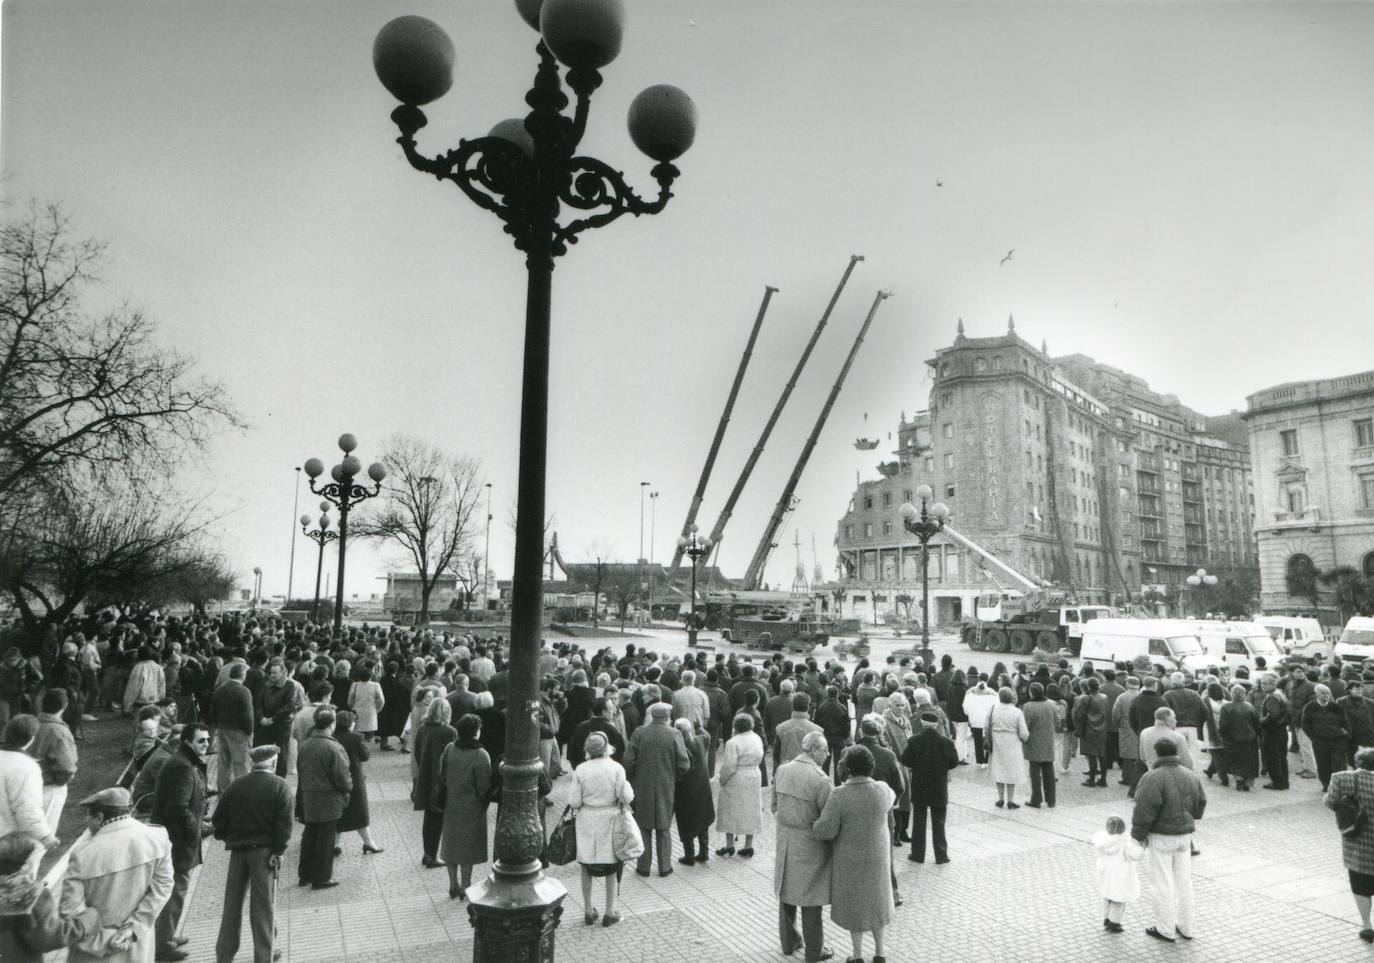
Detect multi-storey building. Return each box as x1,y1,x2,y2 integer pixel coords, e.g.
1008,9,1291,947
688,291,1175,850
1242,369,1374,623
833,318,1257,625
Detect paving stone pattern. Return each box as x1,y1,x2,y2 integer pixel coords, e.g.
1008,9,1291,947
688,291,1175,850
174,747,1368,962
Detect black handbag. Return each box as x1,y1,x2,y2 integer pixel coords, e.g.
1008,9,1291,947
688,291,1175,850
546,804,577,865
1337,793,1366,837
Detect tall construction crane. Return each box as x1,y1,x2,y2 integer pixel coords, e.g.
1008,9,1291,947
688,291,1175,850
672,256,864,593
742,289,893,590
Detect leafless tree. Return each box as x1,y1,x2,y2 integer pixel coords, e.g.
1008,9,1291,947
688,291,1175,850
353,435,483,624
0,203,241,504
452,551,483,611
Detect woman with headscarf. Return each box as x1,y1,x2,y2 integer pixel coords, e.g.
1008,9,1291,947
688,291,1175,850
1218,683,1260,791
672,718,715,865
439,713,492,900
715,714,764,857
882,692,914,843
988,686,1029,809
412,698,456,868
568,730,634,927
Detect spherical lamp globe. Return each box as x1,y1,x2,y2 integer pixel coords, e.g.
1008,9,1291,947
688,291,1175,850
627,84,697,161
303,458,324,478
373,16,455,106
540,0,624,69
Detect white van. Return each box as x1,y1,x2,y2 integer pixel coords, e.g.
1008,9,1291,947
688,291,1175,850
1334,617,1374,663
1189,621,1287,674
1254,616,1330,659
1078,618,1210,675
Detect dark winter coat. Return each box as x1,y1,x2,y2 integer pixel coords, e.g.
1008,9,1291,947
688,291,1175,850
900,726,959,807
674,732,715,837
297,731,352,823
151,742,208,872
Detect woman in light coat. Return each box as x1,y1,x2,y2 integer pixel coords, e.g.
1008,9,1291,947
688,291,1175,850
962,676,998,769
988,686,1029,809
568,731,634,928
348,665,385,740
715,714,764,857
812,744,895,963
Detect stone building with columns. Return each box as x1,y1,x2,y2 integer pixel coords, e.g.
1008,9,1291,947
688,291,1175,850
834,317,1257,625
1243,368,1374,623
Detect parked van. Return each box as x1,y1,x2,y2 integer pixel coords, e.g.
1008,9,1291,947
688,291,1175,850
1078,618,1210,675
1253,616,1330,659
1334,617,1374,663
1189,621,1287,674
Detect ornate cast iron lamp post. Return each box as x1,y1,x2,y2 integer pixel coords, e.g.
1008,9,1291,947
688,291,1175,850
303,434,386,637
301,504,338,624
1186,567,1217,619
372,2,696,959
900,484,951,663
678,527,714,647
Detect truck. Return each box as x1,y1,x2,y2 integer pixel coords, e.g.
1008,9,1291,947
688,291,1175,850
961,597,1115,655
705,590,861,653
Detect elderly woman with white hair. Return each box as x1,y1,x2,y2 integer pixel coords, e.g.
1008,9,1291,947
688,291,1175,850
882,692,913,842
1303,682,1351,792
568,730,634,927
988,686,1029,809
716,714,765,857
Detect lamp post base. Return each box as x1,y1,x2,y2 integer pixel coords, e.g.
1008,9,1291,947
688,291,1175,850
687,627,698,647
466,869,566,963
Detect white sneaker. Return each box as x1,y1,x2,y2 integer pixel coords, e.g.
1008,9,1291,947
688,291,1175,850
80,714,97,722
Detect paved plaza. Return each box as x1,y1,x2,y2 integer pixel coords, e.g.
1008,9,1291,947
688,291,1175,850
162,728,1365,963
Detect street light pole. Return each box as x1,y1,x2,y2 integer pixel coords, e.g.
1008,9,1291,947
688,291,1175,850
288,466,301,604
639,481,649,624
648,490,658,621
677,527,714,647
252,567,263,609
301,507,338,623
901,484,951,665
304,434,386,637
1186,567,1218,619
373,5,695,957
484,482,493,612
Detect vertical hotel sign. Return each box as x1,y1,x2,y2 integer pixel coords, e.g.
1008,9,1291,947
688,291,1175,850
980,394,1003,527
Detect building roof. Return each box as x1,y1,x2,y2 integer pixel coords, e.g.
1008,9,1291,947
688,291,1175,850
1244,368,1374,416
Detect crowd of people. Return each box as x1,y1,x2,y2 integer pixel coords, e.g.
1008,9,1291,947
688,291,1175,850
1,610,1374,961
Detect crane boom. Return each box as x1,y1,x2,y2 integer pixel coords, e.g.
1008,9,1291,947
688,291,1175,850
695,256,865,587
742,288,891,590
664,286,777,582
939,524,1042,593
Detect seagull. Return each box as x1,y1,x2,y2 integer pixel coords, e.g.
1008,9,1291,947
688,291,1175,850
936,179,944,187
999,249,1014,266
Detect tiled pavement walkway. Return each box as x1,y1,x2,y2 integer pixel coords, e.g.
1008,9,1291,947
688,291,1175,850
173,746,1367,962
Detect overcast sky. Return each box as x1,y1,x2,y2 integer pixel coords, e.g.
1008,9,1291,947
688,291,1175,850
3,0,1372,601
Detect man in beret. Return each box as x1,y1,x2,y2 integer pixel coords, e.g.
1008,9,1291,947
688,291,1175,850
901,710,959,865
213,746,291,963
60,787,173,963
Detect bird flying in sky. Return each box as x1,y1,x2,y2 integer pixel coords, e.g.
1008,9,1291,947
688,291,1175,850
999,249,1014,266
936,179,943,187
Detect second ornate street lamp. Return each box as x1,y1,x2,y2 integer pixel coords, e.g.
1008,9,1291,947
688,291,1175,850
303,434,386,637
678,527,714,647
373,2,696,956
1186,567,1218,618
900,484,951,665
301,504,338,624
251,566,263,609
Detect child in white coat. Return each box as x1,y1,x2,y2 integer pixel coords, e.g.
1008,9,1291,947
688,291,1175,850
1092,815,1143,932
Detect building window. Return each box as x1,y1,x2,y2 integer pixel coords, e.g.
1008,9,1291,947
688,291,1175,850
881,492,892,507
975,357,987,372
944,453,954,469
903,489,913,503
942,391,952,406
924,457,935,472
1361,474,1374,509
945,484,956,498
942,423,954,439
844,525,853,539
882,520,892,535
940,363,950,377
993,356,1003,371
1280,428,1299,456
1284,483,1305,514
863,523,873,538
1357,419,1374,449
1364,552,1374,579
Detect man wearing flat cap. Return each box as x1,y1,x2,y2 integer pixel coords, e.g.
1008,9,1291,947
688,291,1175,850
59,787,174,963
623,701,690,878
900,710,959,865
213,745,292,963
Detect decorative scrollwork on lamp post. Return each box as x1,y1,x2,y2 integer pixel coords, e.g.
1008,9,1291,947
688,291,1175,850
301,505,338,624
372,2,696,958
303,434,386,637
901,485,951,663
1186,567,1218,619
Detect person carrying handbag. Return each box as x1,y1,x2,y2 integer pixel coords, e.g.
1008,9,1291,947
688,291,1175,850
567,731,635,927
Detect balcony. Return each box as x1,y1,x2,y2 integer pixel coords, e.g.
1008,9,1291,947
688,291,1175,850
1272,506,1322,528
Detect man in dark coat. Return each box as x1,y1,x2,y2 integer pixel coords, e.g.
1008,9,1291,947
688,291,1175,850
568,696,627,769
623,702,690,878
729,664,770,719
700,669,733,776
257,660,301,777
1073,677,1110,787
813,687,852,785
212,745,292,963
1127,677,1166,794
764,682,796,748
295,707,351,889
210,663,254,791
901,710,959,864
1100,668,1125,772
1339,679,1374,763
1131,737,1206,942
151,722,211,961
